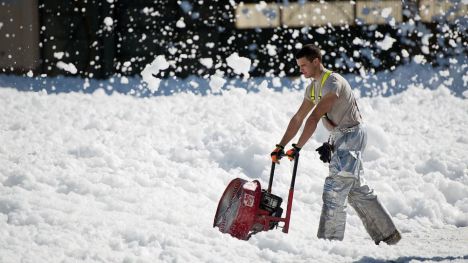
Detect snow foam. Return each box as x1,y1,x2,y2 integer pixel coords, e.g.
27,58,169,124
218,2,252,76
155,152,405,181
0,82,467,262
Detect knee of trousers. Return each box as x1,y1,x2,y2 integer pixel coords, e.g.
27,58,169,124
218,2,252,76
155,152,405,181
348,185,377,205
322,180,349,214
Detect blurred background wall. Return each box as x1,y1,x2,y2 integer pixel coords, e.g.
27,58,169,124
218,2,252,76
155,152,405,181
0,0,40,73
0,0,466,79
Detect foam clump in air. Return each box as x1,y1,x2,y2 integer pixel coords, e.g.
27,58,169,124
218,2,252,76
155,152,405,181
141,55,170,93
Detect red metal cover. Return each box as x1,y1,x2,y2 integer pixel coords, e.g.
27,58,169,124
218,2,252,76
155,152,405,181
213,178,262,240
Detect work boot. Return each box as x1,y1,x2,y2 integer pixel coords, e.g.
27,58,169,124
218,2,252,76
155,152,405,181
375,230,401,245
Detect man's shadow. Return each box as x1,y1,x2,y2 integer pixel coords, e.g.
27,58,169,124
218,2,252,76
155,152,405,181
354,255,468,263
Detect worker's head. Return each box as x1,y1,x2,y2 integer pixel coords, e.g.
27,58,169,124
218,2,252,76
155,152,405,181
295,44,322,78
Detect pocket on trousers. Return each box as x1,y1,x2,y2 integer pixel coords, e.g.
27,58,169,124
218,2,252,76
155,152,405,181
323,179,338,212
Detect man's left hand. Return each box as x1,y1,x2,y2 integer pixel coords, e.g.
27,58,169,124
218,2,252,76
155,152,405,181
286,144,301,160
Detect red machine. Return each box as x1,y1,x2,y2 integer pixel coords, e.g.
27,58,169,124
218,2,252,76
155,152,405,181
213,154,300,240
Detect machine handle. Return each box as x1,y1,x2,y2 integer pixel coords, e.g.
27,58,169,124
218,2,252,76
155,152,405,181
267,153,299,193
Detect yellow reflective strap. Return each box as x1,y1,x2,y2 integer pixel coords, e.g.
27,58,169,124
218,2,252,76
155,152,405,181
310,83,315,103
319,71,332,99
310,71,332,104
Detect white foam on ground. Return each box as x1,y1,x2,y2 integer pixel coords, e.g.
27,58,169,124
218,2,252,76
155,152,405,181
0,76,467,262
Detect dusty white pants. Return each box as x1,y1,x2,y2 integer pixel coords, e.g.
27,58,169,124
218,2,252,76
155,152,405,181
317,125,398,242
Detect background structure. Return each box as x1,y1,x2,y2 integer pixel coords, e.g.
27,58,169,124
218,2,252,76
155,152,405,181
0,0,466,79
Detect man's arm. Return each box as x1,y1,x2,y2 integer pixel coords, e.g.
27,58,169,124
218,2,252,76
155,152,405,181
321,116,336,131
295,92,338,148
278,99,314,146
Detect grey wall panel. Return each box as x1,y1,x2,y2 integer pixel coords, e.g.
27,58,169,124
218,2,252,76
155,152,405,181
0,0,40,72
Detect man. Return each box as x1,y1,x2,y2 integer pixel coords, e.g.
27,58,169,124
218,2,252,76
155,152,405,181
271,44,401,245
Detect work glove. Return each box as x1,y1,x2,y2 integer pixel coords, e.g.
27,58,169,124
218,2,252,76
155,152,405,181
286,144,301,160
270,144,285,163
316,142,334,163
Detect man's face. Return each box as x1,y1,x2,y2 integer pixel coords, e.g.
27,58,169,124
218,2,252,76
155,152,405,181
296,57,318,78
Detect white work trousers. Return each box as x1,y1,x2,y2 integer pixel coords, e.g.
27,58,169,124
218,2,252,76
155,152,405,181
317,125,398,242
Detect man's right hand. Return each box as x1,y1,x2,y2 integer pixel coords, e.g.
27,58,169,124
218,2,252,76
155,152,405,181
270,144,285,163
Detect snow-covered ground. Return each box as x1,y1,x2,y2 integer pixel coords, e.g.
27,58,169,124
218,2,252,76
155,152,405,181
1,64,468,262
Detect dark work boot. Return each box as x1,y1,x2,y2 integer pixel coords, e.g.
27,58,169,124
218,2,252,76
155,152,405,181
375,230,401,245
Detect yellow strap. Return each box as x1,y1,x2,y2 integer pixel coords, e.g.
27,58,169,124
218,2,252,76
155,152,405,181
310,71,332,104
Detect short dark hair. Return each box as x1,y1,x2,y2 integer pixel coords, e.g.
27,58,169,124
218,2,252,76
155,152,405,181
295,44,322,62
